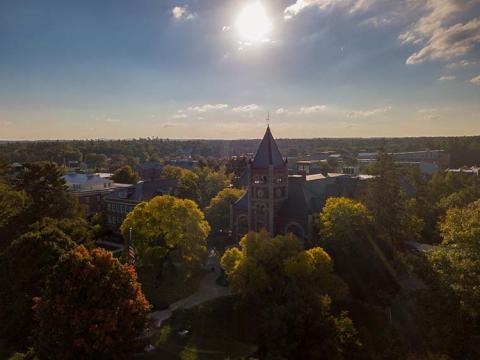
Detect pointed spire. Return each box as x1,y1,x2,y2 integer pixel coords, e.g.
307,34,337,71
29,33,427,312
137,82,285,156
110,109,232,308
251,125,285,168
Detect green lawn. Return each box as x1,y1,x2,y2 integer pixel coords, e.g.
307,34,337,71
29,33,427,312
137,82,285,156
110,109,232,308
138,297,259,359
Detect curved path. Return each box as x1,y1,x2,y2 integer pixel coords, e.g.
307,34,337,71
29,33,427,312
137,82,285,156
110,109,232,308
150,250,230,328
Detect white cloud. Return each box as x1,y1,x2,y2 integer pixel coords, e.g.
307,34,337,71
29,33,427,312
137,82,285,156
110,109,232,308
470,75,480,85
400,0,480,64
161,123,177,128
299,105,327,114
172,113,187,119
347,106,391,118
187,104,229,112
105,118,121,123
406,18,480,65
446,59,477,68
284,0,378,19
232,104,259,112
172,6,196,21
222,25,231,32
276,108,287,115
418,108,437,114
438,75,456,80
417,108,440,120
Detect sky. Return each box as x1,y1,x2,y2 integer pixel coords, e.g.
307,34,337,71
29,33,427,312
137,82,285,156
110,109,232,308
0,0,479,140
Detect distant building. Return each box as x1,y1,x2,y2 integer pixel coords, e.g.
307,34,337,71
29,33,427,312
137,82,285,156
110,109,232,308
446,166,479,176
165,159,199,170
296,160,326,175
63,173,117,216
342,165,359,176
67,160,80,170
137,159,199,181
103,179,177,230
358,150,449,167
231,127,365,243
137,163,164,181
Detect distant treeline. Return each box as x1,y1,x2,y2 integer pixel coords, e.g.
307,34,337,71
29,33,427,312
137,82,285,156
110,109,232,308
1,136,479,168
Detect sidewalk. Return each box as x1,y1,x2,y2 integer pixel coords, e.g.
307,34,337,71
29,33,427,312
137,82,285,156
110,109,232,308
151,251,230,328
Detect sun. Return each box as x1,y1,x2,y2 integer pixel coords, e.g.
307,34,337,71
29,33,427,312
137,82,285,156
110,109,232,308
235,1,272,43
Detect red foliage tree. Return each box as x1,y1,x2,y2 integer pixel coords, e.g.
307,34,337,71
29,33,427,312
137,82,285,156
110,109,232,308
33,246,151,359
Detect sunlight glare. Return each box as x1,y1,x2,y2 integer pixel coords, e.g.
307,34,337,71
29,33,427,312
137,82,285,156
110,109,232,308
236,1,272,44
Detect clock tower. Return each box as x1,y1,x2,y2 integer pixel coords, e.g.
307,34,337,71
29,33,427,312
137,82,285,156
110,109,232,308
247,125,288,235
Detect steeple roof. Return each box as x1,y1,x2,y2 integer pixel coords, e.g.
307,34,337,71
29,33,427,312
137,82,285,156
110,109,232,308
252,126,285,168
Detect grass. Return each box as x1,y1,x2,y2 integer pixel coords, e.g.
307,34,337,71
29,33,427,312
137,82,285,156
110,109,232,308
137,297,258,359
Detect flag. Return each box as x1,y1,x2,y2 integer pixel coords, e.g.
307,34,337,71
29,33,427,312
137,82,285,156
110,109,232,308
128,240,136,266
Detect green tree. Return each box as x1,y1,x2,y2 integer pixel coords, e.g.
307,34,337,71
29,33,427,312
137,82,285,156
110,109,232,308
111,165,139,184
0,183,29,250
414,200,480,357
0,224,75,349
161,165,185,180
363,152,411,248
33,246,151,359
195,166,231,207
174,170,201,205
121,195,210,271
0,153,11,182
13,162,82,224
84,153,107,170
205,188,244,233
221,231,358,358
317,197,400,304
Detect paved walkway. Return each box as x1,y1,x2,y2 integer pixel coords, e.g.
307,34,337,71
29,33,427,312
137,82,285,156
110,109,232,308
151,250,230,328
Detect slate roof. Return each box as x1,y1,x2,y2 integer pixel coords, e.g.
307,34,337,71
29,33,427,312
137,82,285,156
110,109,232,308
234,191,248,211
105,179,177,203
252,126,285,168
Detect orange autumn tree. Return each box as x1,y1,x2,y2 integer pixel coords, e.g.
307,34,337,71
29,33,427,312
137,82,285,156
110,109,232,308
33,245,151,359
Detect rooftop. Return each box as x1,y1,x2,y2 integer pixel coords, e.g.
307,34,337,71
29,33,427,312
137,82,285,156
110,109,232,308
251,126,286,169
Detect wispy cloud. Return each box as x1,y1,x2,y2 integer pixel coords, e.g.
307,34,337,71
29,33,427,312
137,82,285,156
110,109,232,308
446,59,477,68
438,75,456,81
172,6,196,21
347,106,391,118
284,0,381,19
0,120,12,126
105,118,121,123
417,108,440,121
299,105,327,114
172,113,187,119
232,104,259,112
161,123,177,128
470,75,480,86
400,0,480,64
187,104,229,112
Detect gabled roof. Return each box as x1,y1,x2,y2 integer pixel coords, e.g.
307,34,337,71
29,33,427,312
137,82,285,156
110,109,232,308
252,126,285,168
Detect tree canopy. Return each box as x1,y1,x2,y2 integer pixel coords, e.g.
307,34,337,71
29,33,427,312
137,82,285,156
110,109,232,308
111,164,139,184
33,246,151,359
205,187,244,233
0,224,75,349
121,195,210,269
221,231,358,358
317,197,399,304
